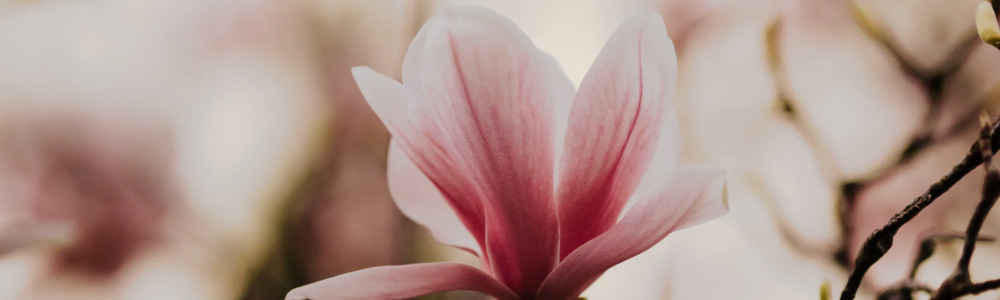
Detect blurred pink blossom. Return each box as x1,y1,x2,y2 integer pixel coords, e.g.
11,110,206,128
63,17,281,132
0,0,328,299
632,0,1000,298
287,6,728,300
0,117,173,277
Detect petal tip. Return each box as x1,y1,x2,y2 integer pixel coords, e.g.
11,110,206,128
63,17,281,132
701,168,730,218
635,9,661,21
284,288,308,300
715,175,730,214
350,65,377,80
673,166,730,231
627,9,668,36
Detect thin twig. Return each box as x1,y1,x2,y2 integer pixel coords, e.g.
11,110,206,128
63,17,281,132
958,115,998,275
876,281,933,300
957,278,1000,296
929,115,1000,300
932,278,1000,299
874,232,995,299
838,2,1000,298
834,8,983,268
907,232,994,279
839,118,1000,300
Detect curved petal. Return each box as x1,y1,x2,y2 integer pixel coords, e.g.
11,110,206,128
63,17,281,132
633,109,682,195
397,6,571,296
538,166,727,300
386,140,480,256
352,66,488,256
556,10,679,258
285,263,519,300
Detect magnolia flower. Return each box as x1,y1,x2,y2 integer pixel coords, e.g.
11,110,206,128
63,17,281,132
287,6,728,300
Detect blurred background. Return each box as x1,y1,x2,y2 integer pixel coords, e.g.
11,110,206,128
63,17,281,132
0,0,999,299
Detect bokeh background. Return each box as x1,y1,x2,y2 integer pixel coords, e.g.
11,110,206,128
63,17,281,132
1,0,999,299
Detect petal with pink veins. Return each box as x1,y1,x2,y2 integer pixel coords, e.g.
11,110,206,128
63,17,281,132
386,6,573,297
352,66,488,255
386,140,481,257
633,109,682,195
538,166,727,300
285,262,519,300
556,10,679,258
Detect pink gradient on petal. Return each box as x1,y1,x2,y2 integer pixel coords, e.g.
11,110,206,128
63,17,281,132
633,109,682,199
286,263,518,300
556,11,679,259
397,6,570,296
386,140,480,257
352,66,488,252
328,6,727,300
539,166,727,300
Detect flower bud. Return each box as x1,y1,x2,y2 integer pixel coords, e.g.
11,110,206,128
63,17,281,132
819,280,832,300
977,1,1000,48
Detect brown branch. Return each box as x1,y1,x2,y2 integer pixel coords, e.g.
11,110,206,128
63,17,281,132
874,232,995,299
876,281,933,300
839,118,1000,300
958,116,998,274
908,232,995,279
835,3,1000,299
929,115,1000,300
954,278,1000,297
931,278,1000,299
833,8,982,269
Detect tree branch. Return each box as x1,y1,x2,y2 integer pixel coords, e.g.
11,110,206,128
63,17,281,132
929,115,1000,300
839,117,1000,300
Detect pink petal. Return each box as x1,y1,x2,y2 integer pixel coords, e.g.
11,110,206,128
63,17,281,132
556,10,679,258
633,109,682,194
352,66,488,255
386,140,481,257
396,6,574,296
538,166,727,300
285,263,519,300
